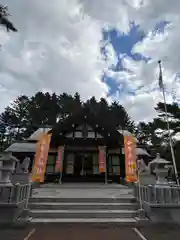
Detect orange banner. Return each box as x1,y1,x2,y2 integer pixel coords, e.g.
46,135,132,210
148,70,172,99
55,146,64,172
32,133,52,183
99,146,106,173
124,136,137,182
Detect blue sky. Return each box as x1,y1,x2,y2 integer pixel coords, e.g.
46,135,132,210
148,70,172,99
103,21,170,97
103,25,146,96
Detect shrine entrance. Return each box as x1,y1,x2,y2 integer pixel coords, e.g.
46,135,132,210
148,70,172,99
63,151,103,183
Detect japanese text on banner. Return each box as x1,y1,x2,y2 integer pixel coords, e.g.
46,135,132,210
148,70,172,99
124,136,137,182
32,133,51,183
99,146,106,173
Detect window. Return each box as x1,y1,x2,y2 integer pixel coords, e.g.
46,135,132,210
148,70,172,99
46,165,54,173
47,155,56,164
46,154,56,173
87,132,95,138
108,155,120,175
74,131,82,138
66,153,74,174
92,153,99,174
66,132,73,138
112,156,119,165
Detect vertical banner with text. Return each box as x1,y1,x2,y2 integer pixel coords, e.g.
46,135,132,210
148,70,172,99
124,136,137,182
55,146,65,172
32,133,52,183
99,146,106,173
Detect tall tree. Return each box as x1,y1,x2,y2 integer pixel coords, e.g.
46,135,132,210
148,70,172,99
58,93,81,120
0,4,17,32
84,96,99,114
154,102,180,136
135,121,162,149
0,96,30,139
110,101,135,132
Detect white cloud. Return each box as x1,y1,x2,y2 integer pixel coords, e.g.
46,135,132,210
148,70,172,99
0,0,180,123
96,0,180,122
0,0,113,112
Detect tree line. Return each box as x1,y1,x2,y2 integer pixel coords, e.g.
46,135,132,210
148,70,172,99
0,91,179,145
136,102,180,169
1,91,179,166
0,92,135,140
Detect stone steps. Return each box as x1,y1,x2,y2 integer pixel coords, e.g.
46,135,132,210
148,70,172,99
30,217,137,226
29,185,139,225
29,209,137,219
30,196,136,203
40,184,129,189
29,202,138,210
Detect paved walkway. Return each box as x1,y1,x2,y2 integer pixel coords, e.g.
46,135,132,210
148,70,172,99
139,224,180,240
1,225,180,240
32,184,133,199
0,227,140,240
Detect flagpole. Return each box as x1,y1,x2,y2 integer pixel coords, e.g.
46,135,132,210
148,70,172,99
137,159,143,210
158,60,179,186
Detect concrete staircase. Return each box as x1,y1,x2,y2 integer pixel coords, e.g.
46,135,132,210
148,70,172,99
28,185,139,225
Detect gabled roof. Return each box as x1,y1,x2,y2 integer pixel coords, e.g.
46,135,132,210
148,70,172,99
28,127,51,141
117,129,138,143
5,141,150,155
5,142,36,152
49,107,124,144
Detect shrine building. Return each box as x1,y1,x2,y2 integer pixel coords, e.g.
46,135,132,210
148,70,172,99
5,107,150,183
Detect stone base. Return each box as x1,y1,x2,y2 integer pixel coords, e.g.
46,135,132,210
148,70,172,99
11,172,30,184
137,208,146,219
138,173,156,185
15,209,30,228
0,205,30,228
143,202,180,224
0,182,13,186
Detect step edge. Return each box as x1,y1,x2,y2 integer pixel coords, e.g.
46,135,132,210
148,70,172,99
30,218,137,223
29,202,137,206
30,209,137,213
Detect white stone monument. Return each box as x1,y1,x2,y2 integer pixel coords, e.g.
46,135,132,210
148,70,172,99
21,157,30,173
148,153,170,185
137,158,156,185
0,152,18,186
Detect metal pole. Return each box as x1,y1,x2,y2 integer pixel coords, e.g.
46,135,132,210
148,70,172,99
105,147,108,184
158,61,179,186
59,171,62,184
137,161,143,210
59,146,65,184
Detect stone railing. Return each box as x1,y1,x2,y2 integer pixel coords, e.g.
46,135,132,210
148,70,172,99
134,183,180,223
0,183,32,203
134,184,180,205
0,183,32,225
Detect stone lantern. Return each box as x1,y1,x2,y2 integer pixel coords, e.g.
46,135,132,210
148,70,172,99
148,153,170,185
0,152,18,186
